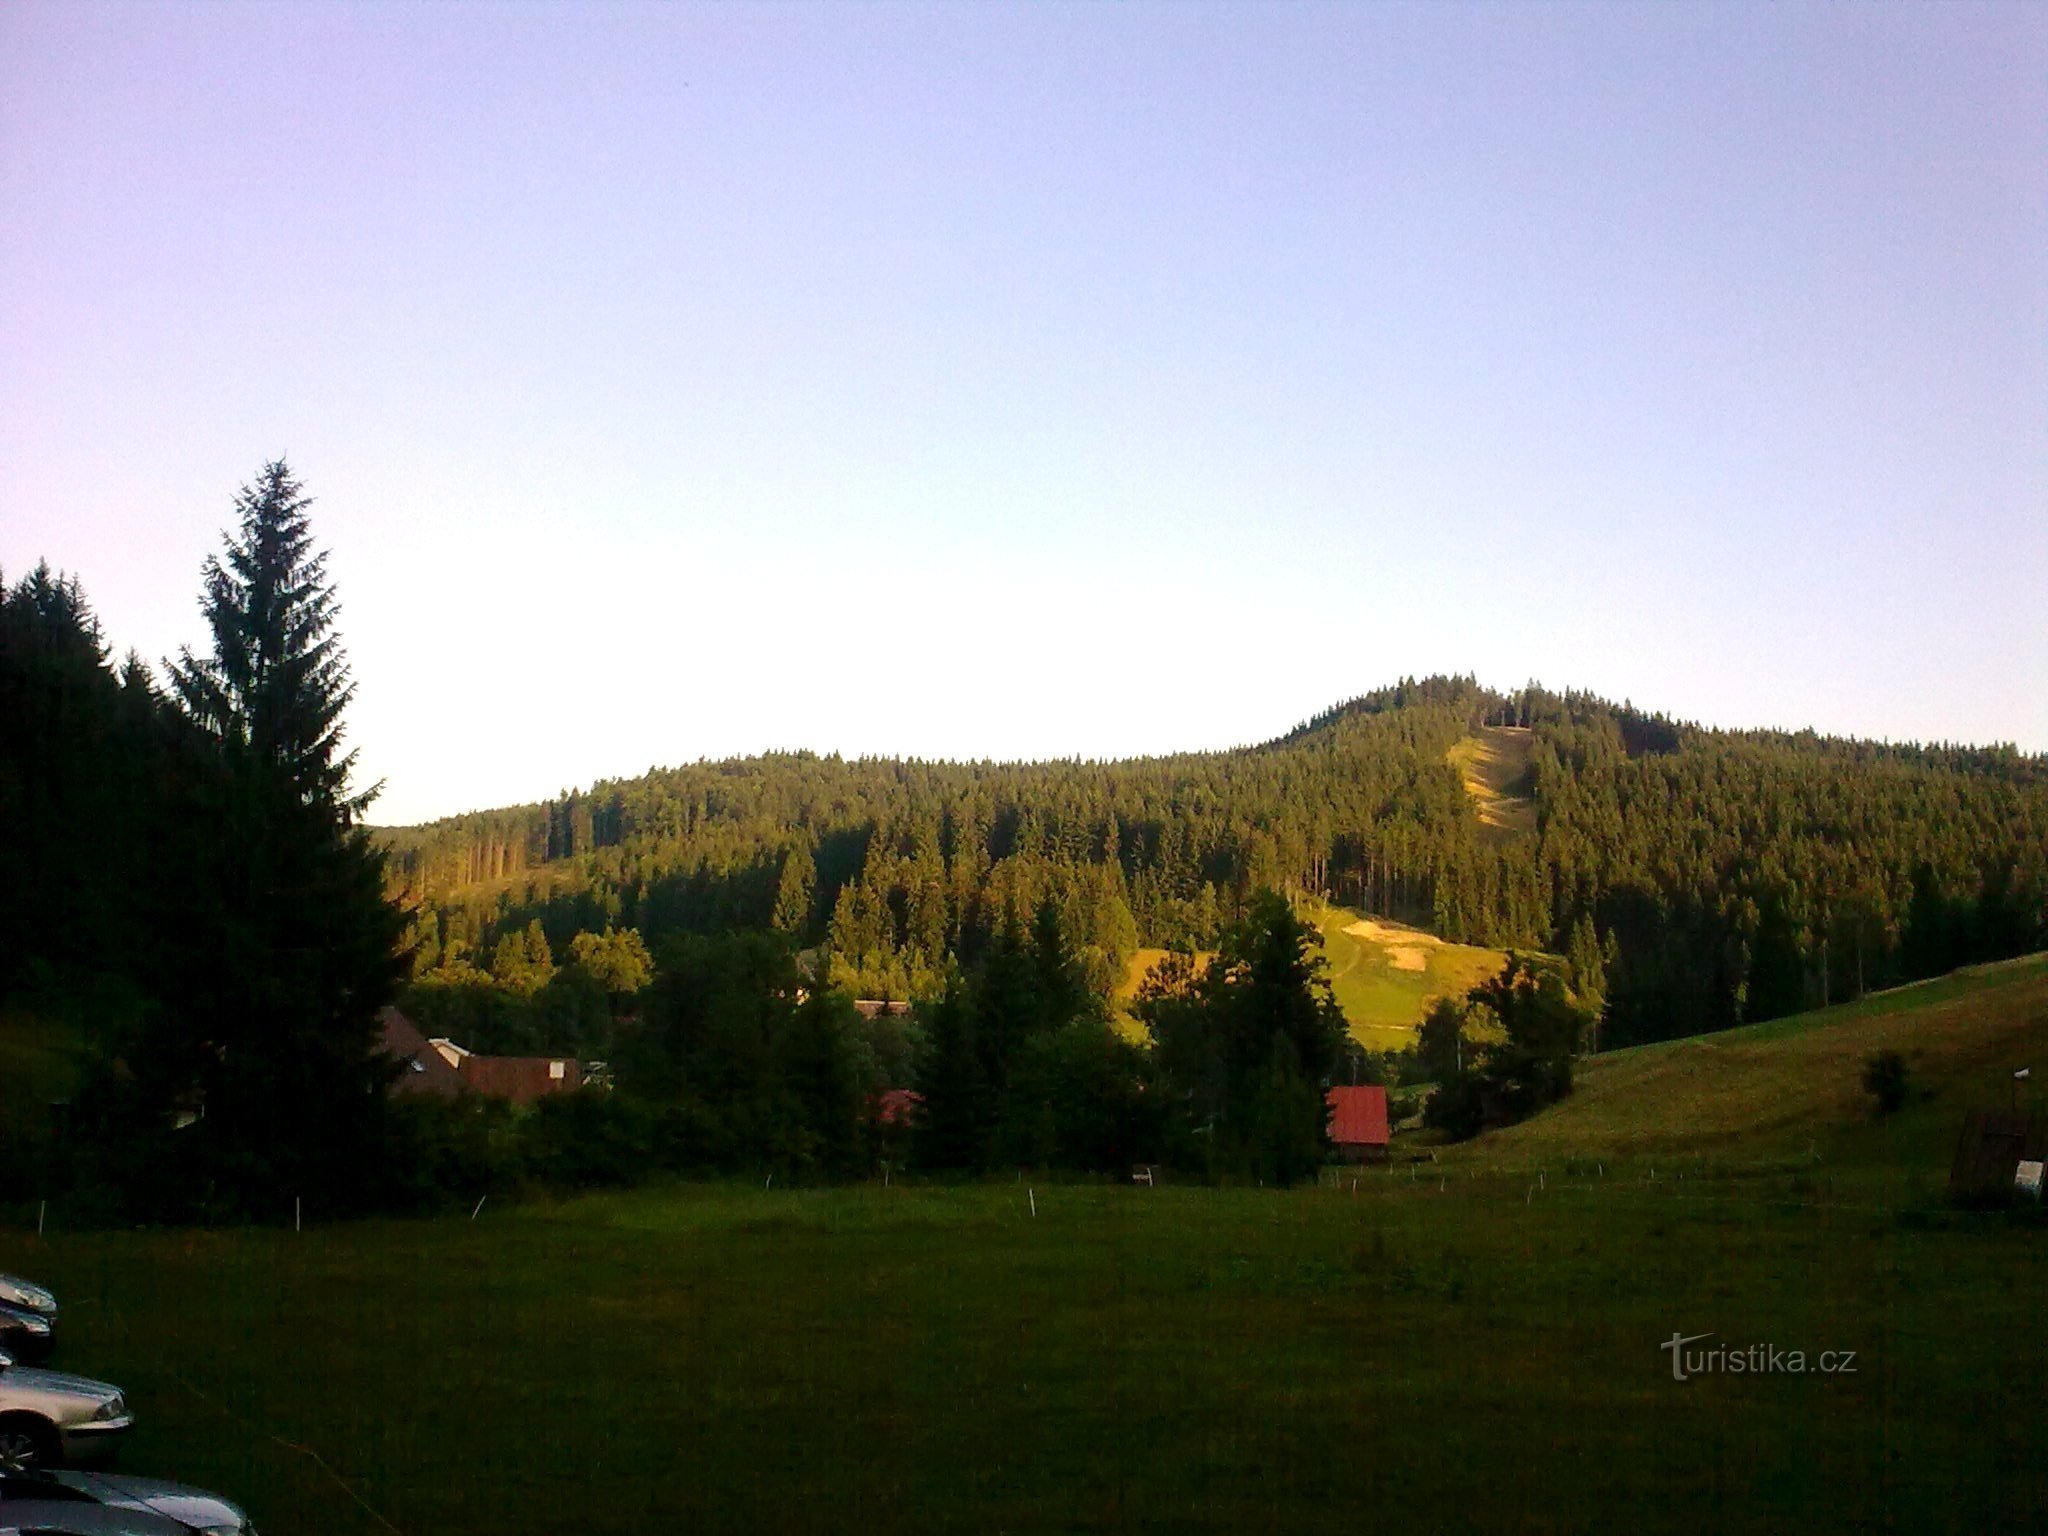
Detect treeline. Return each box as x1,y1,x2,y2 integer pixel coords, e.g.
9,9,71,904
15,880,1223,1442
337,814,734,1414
399,888,1356,1198
387,677,2048,1050
2,484,405,1223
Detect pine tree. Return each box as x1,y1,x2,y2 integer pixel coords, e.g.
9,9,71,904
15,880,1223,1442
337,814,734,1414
148,461,406,1218
170,461,368,815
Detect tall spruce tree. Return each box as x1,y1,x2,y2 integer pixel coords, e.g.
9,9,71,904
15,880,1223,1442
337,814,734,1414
152,461,405,1218
171,461,367,813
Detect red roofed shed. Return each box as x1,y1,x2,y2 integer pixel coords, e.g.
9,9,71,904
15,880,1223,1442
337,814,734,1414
1326,1086,1391,1162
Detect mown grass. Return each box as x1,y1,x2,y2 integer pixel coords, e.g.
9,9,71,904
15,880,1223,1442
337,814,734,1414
8,959,2046,1534
1485,952,2048,1168
12,1170,2043,1535
1119,913,1509,1052
1446,726,1538,843
1309,903,1509,1051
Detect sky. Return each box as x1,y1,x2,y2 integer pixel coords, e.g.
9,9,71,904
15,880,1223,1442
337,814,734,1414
3,1,2043,826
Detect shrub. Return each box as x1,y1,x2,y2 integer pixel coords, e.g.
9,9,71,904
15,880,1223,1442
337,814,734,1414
1862,1050,1910,1117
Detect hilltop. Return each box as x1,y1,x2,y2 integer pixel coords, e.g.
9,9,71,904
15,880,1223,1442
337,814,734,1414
379,676,2047,1059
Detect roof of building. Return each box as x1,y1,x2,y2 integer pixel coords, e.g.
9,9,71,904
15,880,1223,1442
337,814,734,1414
853,999,915,1020
1326,1085,1391,1147
377,1007,470,1098
874,1088,924,1126
456,1053,583,1105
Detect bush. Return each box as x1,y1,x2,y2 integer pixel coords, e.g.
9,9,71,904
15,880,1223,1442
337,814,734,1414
1862,1050,1910,1117
1422,1072,1485,1141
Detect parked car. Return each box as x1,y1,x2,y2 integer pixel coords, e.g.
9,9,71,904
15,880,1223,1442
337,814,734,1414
1,1470,254,1535
0,1285,54,1360
0,1314,52,1369
0,1285,55,1326
0,1353,129,1470
0,1500,191,1536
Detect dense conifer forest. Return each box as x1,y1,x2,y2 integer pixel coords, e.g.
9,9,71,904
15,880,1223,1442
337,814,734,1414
382,675,2048,1050
8,522,2048,1206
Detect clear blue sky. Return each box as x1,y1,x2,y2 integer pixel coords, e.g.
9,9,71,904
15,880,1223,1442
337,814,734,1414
3,1,2042,825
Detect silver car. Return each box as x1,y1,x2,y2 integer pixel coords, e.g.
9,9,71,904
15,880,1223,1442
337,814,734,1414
1,1470,254,1536
0,1285,54,1366
0,1313,52,1370
0,1353,130,1470
0,1502,191,1535
0,1284,55,1329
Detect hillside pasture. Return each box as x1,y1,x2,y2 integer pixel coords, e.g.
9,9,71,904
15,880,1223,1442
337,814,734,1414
1310,904,1510,1050
1483,952,2048,1170
1446,724,1538,842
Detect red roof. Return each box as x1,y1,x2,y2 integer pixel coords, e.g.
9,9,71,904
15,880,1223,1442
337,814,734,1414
457,1054,583,1105
376,1008,469,1098
1326,1086,1390,1147
874,1088,924,1127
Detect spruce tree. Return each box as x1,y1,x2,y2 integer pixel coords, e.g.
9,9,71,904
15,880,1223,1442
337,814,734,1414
171,461,368,814
152,461,405,1218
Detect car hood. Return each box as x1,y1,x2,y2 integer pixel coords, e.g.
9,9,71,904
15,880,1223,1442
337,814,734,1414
60,1471,249,1530
0,1276,57,1315
0,1367,119,1399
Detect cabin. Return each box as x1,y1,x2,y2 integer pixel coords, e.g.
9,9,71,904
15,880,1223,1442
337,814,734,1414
377,1007,583,1105
1326,1085,1391,1162
377,1007,469,1098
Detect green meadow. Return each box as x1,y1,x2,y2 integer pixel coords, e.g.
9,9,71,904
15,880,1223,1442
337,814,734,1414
1119,907,1513,1052
7,956,2046,1535
1309,903,1511,1051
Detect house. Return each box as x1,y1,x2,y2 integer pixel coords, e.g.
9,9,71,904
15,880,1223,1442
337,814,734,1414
853,999,915,1021
438,1037,584,1105
1326,1085,1391,1161
874,1088,924,1127
377,1007,469,1098
376,1008,582,1106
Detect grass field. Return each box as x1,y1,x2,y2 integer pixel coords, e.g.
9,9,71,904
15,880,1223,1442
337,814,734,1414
1309,904,1510,1051
10,959,2047,1533
1485,953,2048,1169
1446,725,1538,842
1118,912,1510,1053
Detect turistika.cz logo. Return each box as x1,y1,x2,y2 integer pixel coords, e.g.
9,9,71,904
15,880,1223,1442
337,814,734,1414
1660,1333,1858,1382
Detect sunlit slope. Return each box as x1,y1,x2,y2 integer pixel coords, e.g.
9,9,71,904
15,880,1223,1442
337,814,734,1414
1312,904,1510,1051
1116,916,1508,1051
1446,725,1537,842
1112,947,1210,1043
1485,953,2048,1163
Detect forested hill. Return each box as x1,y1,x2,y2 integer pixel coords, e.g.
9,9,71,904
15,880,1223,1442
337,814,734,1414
380,677,2048,1049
